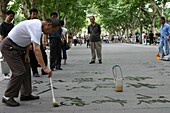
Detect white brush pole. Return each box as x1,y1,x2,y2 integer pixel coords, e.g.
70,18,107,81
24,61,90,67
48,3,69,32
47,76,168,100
50,77,56,103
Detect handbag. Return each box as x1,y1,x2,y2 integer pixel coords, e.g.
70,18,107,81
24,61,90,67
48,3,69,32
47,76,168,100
66,42,70,50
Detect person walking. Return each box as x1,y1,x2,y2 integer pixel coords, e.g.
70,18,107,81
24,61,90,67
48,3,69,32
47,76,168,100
68,32,73,47
86,35,90,48
0,18,60,107
0,10,15,79
60,20,68,65
159,17,170,59
149,30,154,45
88,16,102,64
142,32,147,45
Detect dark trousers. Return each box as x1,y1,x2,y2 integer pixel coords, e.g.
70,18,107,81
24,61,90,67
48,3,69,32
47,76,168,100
29,49,38,74
149,38,154,45
29,44,47,74
50,38,62,69
0,38,32,97
62,40,67,59
87,40,90,47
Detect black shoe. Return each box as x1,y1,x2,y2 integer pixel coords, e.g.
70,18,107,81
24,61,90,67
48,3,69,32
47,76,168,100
20,95,40,101
2,97,20,107
89,61,95,64
99,60,102,64
50,68,54,71
56,67,63,70
33,73,40,77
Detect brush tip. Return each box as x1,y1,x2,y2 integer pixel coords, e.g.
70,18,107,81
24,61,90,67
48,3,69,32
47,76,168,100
53,102,59,107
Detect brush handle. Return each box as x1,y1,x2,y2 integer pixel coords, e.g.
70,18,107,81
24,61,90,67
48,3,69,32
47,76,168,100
50,77,56,102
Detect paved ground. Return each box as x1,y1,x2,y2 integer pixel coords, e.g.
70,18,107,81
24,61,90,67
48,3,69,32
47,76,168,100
0,43,170,113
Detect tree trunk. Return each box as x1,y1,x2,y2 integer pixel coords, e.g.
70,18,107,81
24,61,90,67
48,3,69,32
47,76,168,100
126,27,129,39
41,0,45,20
54,0,59,13
20,0,29,19
64,17,67,26
162,0,165,16
0,6,5,23
139,23,143,44
152,18,155,34
54,0,59,18
0,0,10,23
30,0,36,8
149,0,162,17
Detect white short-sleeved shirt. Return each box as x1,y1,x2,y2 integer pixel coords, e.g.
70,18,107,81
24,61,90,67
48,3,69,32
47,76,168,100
8,19,42,47
142,33,146,39
62,27,67,38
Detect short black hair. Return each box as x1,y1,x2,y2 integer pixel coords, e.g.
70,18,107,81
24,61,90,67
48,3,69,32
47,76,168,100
160,16,165,21
30,8,38,14
6,10,15,15
90,16,95,19
50,12,58,17
60,20,64,26
46,18,60,28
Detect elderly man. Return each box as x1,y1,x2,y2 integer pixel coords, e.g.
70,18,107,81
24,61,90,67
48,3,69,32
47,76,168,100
88,16,102,64
0,18,60,107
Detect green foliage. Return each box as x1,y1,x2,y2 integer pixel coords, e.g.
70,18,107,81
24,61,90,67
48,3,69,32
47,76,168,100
4,0,170,35
13,13,25,25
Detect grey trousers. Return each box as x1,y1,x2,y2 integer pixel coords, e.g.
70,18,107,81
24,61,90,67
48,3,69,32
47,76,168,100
0,38,32,97
90,41,102,61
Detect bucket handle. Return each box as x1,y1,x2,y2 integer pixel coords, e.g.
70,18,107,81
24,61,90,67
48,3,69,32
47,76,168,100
112,65,123,80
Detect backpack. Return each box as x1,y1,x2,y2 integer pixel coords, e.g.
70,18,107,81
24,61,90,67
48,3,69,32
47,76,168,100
144,34,147,38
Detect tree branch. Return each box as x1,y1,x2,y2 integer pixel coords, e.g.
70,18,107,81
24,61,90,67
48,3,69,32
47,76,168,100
148,0,162,17
20,0,29,19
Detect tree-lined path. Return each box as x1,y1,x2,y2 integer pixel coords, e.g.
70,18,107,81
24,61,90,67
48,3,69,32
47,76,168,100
1,43,170,113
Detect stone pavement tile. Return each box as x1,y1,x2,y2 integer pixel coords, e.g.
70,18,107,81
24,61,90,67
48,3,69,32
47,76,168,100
56,95,142,110
2,98,60,113
74,110,115,113
25,112,73,113
0,107,20,113
148,103,170,108
75,102,143,110
0,76,3,81
66,107,162,113
73,108,170,113
0,80,8,100
57,103,122,112
123,108,170,113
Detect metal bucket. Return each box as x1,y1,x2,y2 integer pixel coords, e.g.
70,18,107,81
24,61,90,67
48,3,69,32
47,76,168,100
112,65,123,92
156,53,160,60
